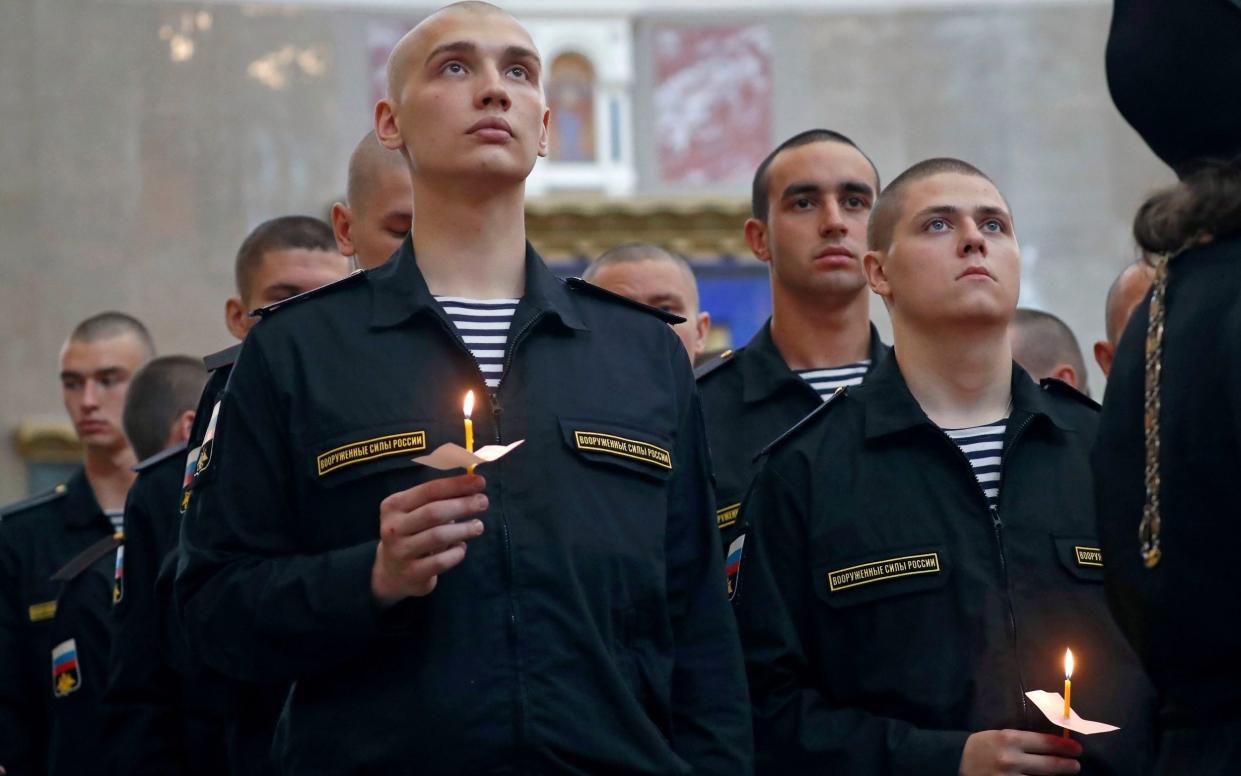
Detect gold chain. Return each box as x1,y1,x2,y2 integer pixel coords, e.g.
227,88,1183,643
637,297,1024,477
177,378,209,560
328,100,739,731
1139,254,1171,569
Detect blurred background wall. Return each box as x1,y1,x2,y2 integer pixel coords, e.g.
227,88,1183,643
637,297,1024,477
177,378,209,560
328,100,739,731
0,0,1171,501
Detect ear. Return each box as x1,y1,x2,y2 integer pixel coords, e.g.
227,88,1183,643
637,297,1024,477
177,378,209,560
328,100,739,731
863,250,892,300
171,409,196,446
1093,341,1113,377
330,202,357,257
1051,364,1079,389
224,297,249,341
537,105,551,158
743,218,771,264
375,99,404,152
694,311,711,357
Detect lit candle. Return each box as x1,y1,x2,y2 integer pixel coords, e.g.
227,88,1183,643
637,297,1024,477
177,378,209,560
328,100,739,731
1062,648,1074,737
463,391,475,475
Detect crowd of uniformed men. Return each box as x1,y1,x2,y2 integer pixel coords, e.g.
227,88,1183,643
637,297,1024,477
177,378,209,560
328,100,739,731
2,1,1239,774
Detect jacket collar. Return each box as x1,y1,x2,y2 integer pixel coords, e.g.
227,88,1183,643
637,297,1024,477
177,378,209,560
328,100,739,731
740,320,888,404
862,352,1076,440
368,235,587,332
64,467,109,530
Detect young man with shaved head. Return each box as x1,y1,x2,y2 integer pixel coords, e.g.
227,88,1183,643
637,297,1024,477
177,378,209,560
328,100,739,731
40,355,208,776
176,3,750,773
0,312,153,774
584,242,711,362
696,129,890,556
732,159,1156,775
106,215,349,776
331,130,414,269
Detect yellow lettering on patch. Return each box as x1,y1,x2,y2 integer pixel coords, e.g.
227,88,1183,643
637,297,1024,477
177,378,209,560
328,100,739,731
716,502,741,529
29,600,57,622
574,431,672,470
1074,546,1103,567
827,552,941,593
316,431,427,476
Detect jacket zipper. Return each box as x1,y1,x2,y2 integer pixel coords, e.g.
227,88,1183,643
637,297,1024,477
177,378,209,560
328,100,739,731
996,413,1035,726
940,414,1034,726
431,308,543,761
488,310,541,762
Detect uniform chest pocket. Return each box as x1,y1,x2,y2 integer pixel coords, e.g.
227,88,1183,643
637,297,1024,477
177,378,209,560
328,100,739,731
309,420,438,487
814,545,951,608
559,417,674,481
1053,536,1104,582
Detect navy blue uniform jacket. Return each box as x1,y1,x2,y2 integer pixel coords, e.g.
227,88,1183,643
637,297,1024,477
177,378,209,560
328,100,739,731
175,239,752,775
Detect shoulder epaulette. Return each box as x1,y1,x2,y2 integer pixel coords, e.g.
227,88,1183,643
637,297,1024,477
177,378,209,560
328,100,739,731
251,269,366,318
754,386,849,462
203,343,242,372
0,483,69,520
1040,378,1101,411
132,441,189,473
50,532,122,583
564,277,686,325
693,348,737,381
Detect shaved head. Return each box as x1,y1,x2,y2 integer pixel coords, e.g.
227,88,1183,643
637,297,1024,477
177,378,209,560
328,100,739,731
1011,308,1090,395
868,158,1006,252
584,242,699,307
1103,260,1156,345
347,131,409,208
386,1,521,103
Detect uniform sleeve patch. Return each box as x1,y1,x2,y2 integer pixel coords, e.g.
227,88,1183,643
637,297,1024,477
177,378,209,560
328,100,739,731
716,502,741,530
113,545,125,604
316,430,427,477
725,534,745,601
827,552,941,593
573,430,672,470
52,639,81,697
194,402,222,476
1073,546,1103,568
28,600,57,622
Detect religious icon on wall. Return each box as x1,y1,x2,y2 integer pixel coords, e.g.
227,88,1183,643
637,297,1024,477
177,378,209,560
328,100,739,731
548,52,597,164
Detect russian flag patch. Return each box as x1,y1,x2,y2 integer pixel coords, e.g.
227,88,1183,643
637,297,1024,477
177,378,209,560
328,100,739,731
52,638,81,697
725,534,745,601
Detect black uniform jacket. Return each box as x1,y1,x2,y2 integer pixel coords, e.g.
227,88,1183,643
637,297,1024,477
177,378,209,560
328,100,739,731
732,354,1156,775
104,440,231,776
696,319,889,551
174,239,752,775
0,469,112,775
1093,234,1241,729
152,346,285,776
46,531,122,776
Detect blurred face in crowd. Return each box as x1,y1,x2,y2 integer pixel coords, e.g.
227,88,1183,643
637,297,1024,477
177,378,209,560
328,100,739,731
376,5,550,187
59,333,150,454
225,248,352,339
745,141,877,302
332,162,414,270
588,258,711,362
865,172,1020,331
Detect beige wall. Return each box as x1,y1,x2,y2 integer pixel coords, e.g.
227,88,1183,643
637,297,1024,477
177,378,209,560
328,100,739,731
0,0,1170,501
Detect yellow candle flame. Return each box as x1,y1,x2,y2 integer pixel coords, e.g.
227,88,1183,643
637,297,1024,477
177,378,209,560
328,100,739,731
463,390,475,418
1064,648,1074,680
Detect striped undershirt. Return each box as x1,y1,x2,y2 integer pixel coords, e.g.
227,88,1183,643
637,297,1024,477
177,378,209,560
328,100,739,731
106,509,124,533
795,360,871,401
942,420,1007,509
434,296,519,389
